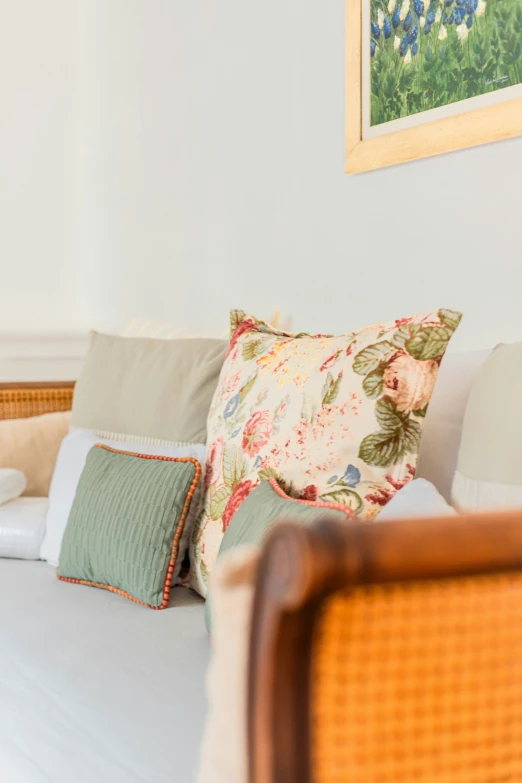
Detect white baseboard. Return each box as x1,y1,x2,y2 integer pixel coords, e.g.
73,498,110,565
0,335,89,382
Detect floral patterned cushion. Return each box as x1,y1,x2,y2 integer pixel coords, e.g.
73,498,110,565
190,308,462,596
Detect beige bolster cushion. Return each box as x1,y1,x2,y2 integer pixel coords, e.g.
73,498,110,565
452,342,522,512
0,411,71,497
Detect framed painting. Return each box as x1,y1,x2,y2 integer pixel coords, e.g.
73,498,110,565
346,0,522,172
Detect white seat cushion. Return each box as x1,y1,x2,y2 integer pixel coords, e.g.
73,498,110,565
0,561,209,783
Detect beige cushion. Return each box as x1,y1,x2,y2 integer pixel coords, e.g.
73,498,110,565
198,547,258,783
452,343,522,511
0,411,71,497
416,349,490,502
71,331,228,445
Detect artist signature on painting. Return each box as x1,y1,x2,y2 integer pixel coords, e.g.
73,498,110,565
485,75,509,86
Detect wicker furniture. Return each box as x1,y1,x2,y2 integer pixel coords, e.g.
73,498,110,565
0,382,74,421
249,513,522,783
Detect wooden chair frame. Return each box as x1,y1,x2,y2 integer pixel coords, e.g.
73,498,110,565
248,511,522,783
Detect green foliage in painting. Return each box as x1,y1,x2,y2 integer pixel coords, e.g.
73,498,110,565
370,0,522,125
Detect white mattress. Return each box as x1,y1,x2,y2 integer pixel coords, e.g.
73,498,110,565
0,561,209,783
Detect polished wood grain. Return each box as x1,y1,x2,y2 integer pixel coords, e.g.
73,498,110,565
345,0,522,173
0,381,75,391
249,510,522,783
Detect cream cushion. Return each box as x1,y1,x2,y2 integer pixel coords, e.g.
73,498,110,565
198,547,258,783
191,308,462,596
72,331,227,445
0,469,27,506
0,411,71,497
452,343,522,511
416,349,490,501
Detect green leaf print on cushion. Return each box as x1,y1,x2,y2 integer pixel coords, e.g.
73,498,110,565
352,311,462,469
190,308,462,598
242,340,263,361
353,341,394,376
320,487,364,514
362,365,385,399
438,308,462,331
359,429,407,468
208,485,231,521
321,371,343,406
390,324,421,349
375,397,409,433
360,397,423,468
222,444,247,490
405,326,451,362
239,372,258,403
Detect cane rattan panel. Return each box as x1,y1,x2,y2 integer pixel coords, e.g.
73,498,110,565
312,573,522,783
0,384,74,420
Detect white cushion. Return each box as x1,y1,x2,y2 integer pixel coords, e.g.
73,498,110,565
452,342,522,512
416,349,490,501
40,429,205,579
0,469,26,506
117,316,229,340
452,472,522,512
0,497,48,559
378,478,457,521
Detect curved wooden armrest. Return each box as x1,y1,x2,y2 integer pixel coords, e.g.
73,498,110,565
248,510,522,783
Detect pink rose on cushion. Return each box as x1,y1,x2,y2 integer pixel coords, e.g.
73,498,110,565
394,316,415,328
204,437,226,490
298,485,318,501
242,411,273,458
226,318,257,358
365,486,396,507
222,480,256,531
383,352,438,413
384,463,416,491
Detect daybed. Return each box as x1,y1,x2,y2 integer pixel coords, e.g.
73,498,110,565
0,383,209,783
0,339,506,782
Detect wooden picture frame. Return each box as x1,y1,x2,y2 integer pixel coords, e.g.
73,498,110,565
345,0,522,173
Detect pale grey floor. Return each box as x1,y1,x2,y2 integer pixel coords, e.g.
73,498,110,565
0,560,210,783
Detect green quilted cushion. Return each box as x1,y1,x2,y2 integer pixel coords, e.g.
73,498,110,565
58,445,201,609
204,478,353,633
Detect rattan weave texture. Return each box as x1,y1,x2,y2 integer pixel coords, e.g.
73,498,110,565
0,386,74,420
312,574,522,783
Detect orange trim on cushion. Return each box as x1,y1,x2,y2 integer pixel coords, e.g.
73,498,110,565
268,477,355,520
57,445,202,610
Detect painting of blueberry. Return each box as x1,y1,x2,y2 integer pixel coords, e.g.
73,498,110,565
370,0,522,125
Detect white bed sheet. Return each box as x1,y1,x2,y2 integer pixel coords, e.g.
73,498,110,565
0,561,209,783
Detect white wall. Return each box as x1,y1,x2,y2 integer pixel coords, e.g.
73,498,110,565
79,0,522,351
3,1,522,351
0,1,88,334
